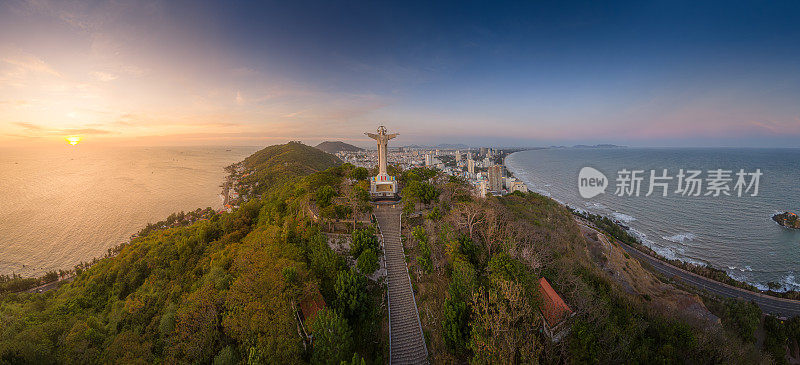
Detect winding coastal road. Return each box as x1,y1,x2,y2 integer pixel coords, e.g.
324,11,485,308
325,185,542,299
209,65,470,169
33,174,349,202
579,221,800,318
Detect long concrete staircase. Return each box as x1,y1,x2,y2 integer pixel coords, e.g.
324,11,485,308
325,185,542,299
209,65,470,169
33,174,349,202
374,204,428,364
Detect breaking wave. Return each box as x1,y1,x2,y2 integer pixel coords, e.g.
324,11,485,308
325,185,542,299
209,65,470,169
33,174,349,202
611,212,636,223
662,233,696,244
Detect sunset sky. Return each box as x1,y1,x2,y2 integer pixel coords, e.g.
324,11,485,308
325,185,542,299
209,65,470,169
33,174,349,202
1,0,799,148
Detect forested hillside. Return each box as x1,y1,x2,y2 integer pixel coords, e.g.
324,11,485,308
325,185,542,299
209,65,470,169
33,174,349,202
4,146,800,364
239,141,343,196
399,167,800,363
0,143,384,364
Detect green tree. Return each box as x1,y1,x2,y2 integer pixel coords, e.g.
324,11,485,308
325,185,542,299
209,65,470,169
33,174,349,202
350,227,378,258
403,181,439,205
341,353,366,365
212,345,237,365
316,185,336,208
310,308,354,365
413,226,432,273
357,248,379,275
443,294,470,355
349,167,369,181
334,269,370,324
720,299,761,342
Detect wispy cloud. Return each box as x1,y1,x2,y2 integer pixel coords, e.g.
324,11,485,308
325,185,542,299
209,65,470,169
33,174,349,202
91,71,118,82
13,122,44,131
9,122,112,136
2,51,62,77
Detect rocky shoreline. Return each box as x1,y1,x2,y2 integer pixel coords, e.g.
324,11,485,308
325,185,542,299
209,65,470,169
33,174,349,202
502,151,800,300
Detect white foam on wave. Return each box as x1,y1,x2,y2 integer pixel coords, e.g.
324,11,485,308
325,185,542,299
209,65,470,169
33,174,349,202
662,233,696,244
632,228,708,266
631,229,675,258
611,212,636,223
723,269,800,292
727,271,769,291
584,202,607,211
780,273,800,291
572,207,588,215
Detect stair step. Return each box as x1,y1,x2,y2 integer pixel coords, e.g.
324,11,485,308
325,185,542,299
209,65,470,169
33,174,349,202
375,206,428,364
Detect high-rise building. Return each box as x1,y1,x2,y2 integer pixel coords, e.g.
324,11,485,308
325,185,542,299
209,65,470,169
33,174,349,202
479,180,488,198
480,147,488,156
488,164,502,192
425,154,432,166
455,150,461,162
467,158,475,176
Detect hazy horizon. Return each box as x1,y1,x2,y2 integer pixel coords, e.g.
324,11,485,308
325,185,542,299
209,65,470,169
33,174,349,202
2,0,799,148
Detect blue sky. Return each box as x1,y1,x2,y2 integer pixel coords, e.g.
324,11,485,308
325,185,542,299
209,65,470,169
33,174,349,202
1,0,799,147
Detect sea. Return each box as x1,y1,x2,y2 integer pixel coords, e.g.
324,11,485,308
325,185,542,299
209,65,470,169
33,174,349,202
0,145,259,277
506,148,800,292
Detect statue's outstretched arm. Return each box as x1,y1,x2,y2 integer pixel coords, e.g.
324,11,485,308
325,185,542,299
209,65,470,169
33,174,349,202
365,132,379,139
387,133,399,140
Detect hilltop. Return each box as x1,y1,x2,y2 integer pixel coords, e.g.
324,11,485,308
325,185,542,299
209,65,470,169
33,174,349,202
235,141,342,197
314,141,363,154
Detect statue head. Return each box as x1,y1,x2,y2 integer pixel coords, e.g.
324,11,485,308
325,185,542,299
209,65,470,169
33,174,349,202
378,125,386,135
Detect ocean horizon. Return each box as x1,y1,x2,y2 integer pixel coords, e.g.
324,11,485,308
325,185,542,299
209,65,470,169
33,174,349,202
0,145,259,277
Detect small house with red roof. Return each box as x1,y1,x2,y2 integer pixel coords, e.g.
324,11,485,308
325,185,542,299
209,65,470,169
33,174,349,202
299,288,326,325
537,277,574,342
295,286,327,346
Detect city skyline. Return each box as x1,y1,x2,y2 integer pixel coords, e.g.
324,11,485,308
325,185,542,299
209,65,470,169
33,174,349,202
2,0,800,148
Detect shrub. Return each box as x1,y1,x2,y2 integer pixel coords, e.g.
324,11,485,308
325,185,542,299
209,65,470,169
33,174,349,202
316,185,336,208
350,227,378,258
309,308,354,365
334,269,370,323
357,248,379,275
443,294,470,355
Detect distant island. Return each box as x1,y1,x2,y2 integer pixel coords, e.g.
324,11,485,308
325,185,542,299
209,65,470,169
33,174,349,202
315,140,364,154
546,144,627,149
572,144,627,148
773,212,800,229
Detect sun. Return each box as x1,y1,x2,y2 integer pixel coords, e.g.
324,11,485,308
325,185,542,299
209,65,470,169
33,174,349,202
66,136,81,146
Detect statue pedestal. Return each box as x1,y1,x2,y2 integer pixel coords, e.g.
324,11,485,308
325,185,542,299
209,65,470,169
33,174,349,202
370,174,397,199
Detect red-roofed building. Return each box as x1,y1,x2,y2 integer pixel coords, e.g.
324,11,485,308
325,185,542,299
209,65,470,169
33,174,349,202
538,277,574,342
299,288,326,325
296,286,327,346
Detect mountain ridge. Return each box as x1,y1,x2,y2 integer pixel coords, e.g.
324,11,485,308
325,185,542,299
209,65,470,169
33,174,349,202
315,141,363,154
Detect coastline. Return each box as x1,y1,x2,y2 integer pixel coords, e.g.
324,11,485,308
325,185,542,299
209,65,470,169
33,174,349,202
3,160,242,293
503,149,800,300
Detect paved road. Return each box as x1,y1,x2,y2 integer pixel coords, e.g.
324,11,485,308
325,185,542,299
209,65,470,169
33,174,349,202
374,204,428,365
579,221,800,318
13,276,74,294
